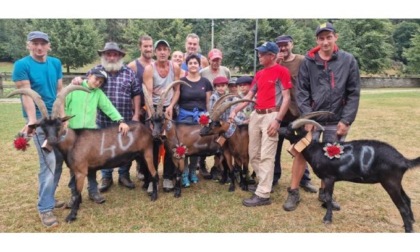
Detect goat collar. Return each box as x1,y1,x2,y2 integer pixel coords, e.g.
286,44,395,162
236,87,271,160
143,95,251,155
287,131,312,157
223,122,237,139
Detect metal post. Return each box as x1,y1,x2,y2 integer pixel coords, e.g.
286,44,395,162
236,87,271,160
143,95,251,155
211,19,215,49
253,19,259,74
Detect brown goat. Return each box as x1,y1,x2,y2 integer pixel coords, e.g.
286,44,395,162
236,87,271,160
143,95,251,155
199,96,254,191
8,86,158,222
143,81,225,197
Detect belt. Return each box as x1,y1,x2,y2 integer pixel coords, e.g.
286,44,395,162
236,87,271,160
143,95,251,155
255,107,278,114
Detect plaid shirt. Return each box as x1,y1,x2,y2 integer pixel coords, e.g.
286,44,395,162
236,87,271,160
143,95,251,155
87,65,141,127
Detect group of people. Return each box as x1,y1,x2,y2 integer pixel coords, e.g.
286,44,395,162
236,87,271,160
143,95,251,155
12,21,360,228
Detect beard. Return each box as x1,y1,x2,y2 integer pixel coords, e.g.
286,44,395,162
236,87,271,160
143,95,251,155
101,56,124,72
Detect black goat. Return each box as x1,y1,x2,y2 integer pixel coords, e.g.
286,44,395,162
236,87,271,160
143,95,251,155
8,86,158,223
279,117,420,232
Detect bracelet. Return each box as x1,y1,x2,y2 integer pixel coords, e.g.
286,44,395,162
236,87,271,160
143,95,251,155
118,119,125,124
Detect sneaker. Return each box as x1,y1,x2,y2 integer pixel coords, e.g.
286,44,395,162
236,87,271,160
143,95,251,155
318,188,341,211
189,172,199,184
242,194,271,207
300,181,318,193
39,211,58,227
54,199,66,208
283,187,301,211
163,179,174,192
182,173,190,188
88,192,105,204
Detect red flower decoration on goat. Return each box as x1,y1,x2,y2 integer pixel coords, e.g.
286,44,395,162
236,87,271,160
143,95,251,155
323,142,344,159
173,143,188,159
13,132,31,151
198,113,211,127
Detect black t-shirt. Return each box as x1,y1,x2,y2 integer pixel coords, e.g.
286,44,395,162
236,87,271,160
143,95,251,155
179,76,213,111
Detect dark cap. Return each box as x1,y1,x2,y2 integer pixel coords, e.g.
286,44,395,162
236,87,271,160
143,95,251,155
213,76,229,86
97,42,126,57
315,22,336,36
236,76,253,85
275,35,293,44
255,41,279,54
27,31,49,42
90,69,108,80
154,39,171,50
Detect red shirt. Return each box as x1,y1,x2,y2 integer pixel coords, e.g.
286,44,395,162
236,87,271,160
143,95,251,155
251,64,292,109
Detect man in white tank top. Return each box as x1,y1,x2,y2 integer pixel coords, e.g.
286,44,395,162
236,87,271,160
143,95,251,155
143,39,181,192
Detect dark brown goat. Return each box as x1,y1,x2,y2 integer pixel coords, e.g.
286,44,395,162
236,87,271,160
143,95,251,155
144,81,227,197
8,86,158,222
279,117,420,232
199,95,254,192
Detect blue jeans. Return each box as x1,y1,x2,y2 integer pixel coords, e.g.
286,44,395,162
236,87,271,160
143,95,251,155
33,127,63,213
101,164,132,180
68,170,98,195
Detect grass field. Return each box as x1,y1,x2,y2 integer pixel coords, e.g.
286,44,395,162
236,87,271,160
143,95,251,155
1,89,420,248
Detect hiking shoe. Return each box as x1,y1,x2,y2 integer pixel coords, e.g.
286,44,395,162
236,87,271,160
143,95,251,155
283,187,301,211
118,176,135,189
163,179,174,192
39,211,58,227
89,192,106,204
242,194,271,207
54,199,66,208
99,178,113,193
300,181,318,193
318,188,341,211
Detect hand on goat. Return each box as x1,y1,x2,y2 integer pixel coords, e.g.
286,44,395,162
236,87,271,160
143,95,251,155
119,122,130,136
165,105,173,119
71,76,83,85
337,121,350,136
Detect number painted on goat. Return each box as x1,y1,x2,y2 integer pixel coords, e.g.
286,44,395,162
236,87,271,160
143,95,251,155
99,132,135,158
360,146,374,174
338,144,355,173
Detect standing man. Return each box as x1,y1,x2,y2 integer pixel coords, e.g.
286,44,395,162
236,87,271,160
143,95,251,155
92,42,141,192
200,48,231,85
273,35,317,197
143,39,181,192
181,33,209,71
127,34,154,181
229,41,291,207
285,22,361,211
12,31,65,227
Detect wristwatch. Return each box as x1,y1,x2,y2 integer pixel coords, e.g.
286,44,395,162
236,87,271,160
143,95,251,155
118,119,125,124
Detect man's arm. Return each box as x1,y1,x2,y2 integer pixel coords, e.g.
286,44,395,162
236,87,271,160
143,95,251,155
15,80,37,132
166,63,181,119
143,64,154,118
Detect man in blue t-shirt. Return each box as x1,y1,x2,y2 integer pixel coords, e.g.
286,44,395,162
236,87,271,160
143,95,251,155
12,31,64,228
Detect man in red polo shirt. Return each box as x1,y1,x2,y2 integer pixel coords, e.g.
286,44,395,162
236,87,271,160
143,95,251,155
229,41,291,207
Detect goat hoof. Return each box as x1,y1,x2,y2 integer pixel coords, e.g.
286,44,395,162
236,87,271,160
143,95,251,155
150,194,157,202
323,218,332,225
65,215,76,223
228,186,235,192
174,192,181,198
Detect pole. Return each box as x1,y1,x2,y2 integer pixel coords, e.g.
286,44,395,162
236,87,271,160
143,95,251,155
253,19,259,74
211,19,215,49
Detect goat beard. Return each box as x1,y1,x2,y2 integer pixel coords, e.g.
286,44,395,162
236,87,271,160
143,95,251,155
101,57,124,72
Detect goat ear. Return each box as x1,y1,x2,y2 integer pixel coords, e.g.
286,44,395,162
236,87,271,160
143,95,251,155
61,115,75,122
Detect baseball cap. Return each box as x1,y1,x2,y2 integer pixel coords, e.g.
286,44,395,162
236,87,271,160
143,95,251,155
213,76,229,86
208,49,223,61
228,77,238,86
236,76,253,85
91,69,108,80
27,31,49,42
275,35,293,44
315,22,336,36
255,41,279,54
154,39,171,50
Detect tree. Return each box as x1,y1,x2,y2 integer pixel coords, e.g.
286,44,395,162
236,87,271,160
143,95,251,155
32,19,103,73
393,21,420,64
403,33,420,74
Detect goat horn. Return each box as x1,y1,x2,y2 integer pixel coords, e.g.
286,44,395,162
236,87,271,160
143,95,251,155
142,84,155,116
211,99,254,122
300,111,334,120
7,88,49,118
210,94,236,115
156,80,191,116
291,119,325,131
52,85,91,118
